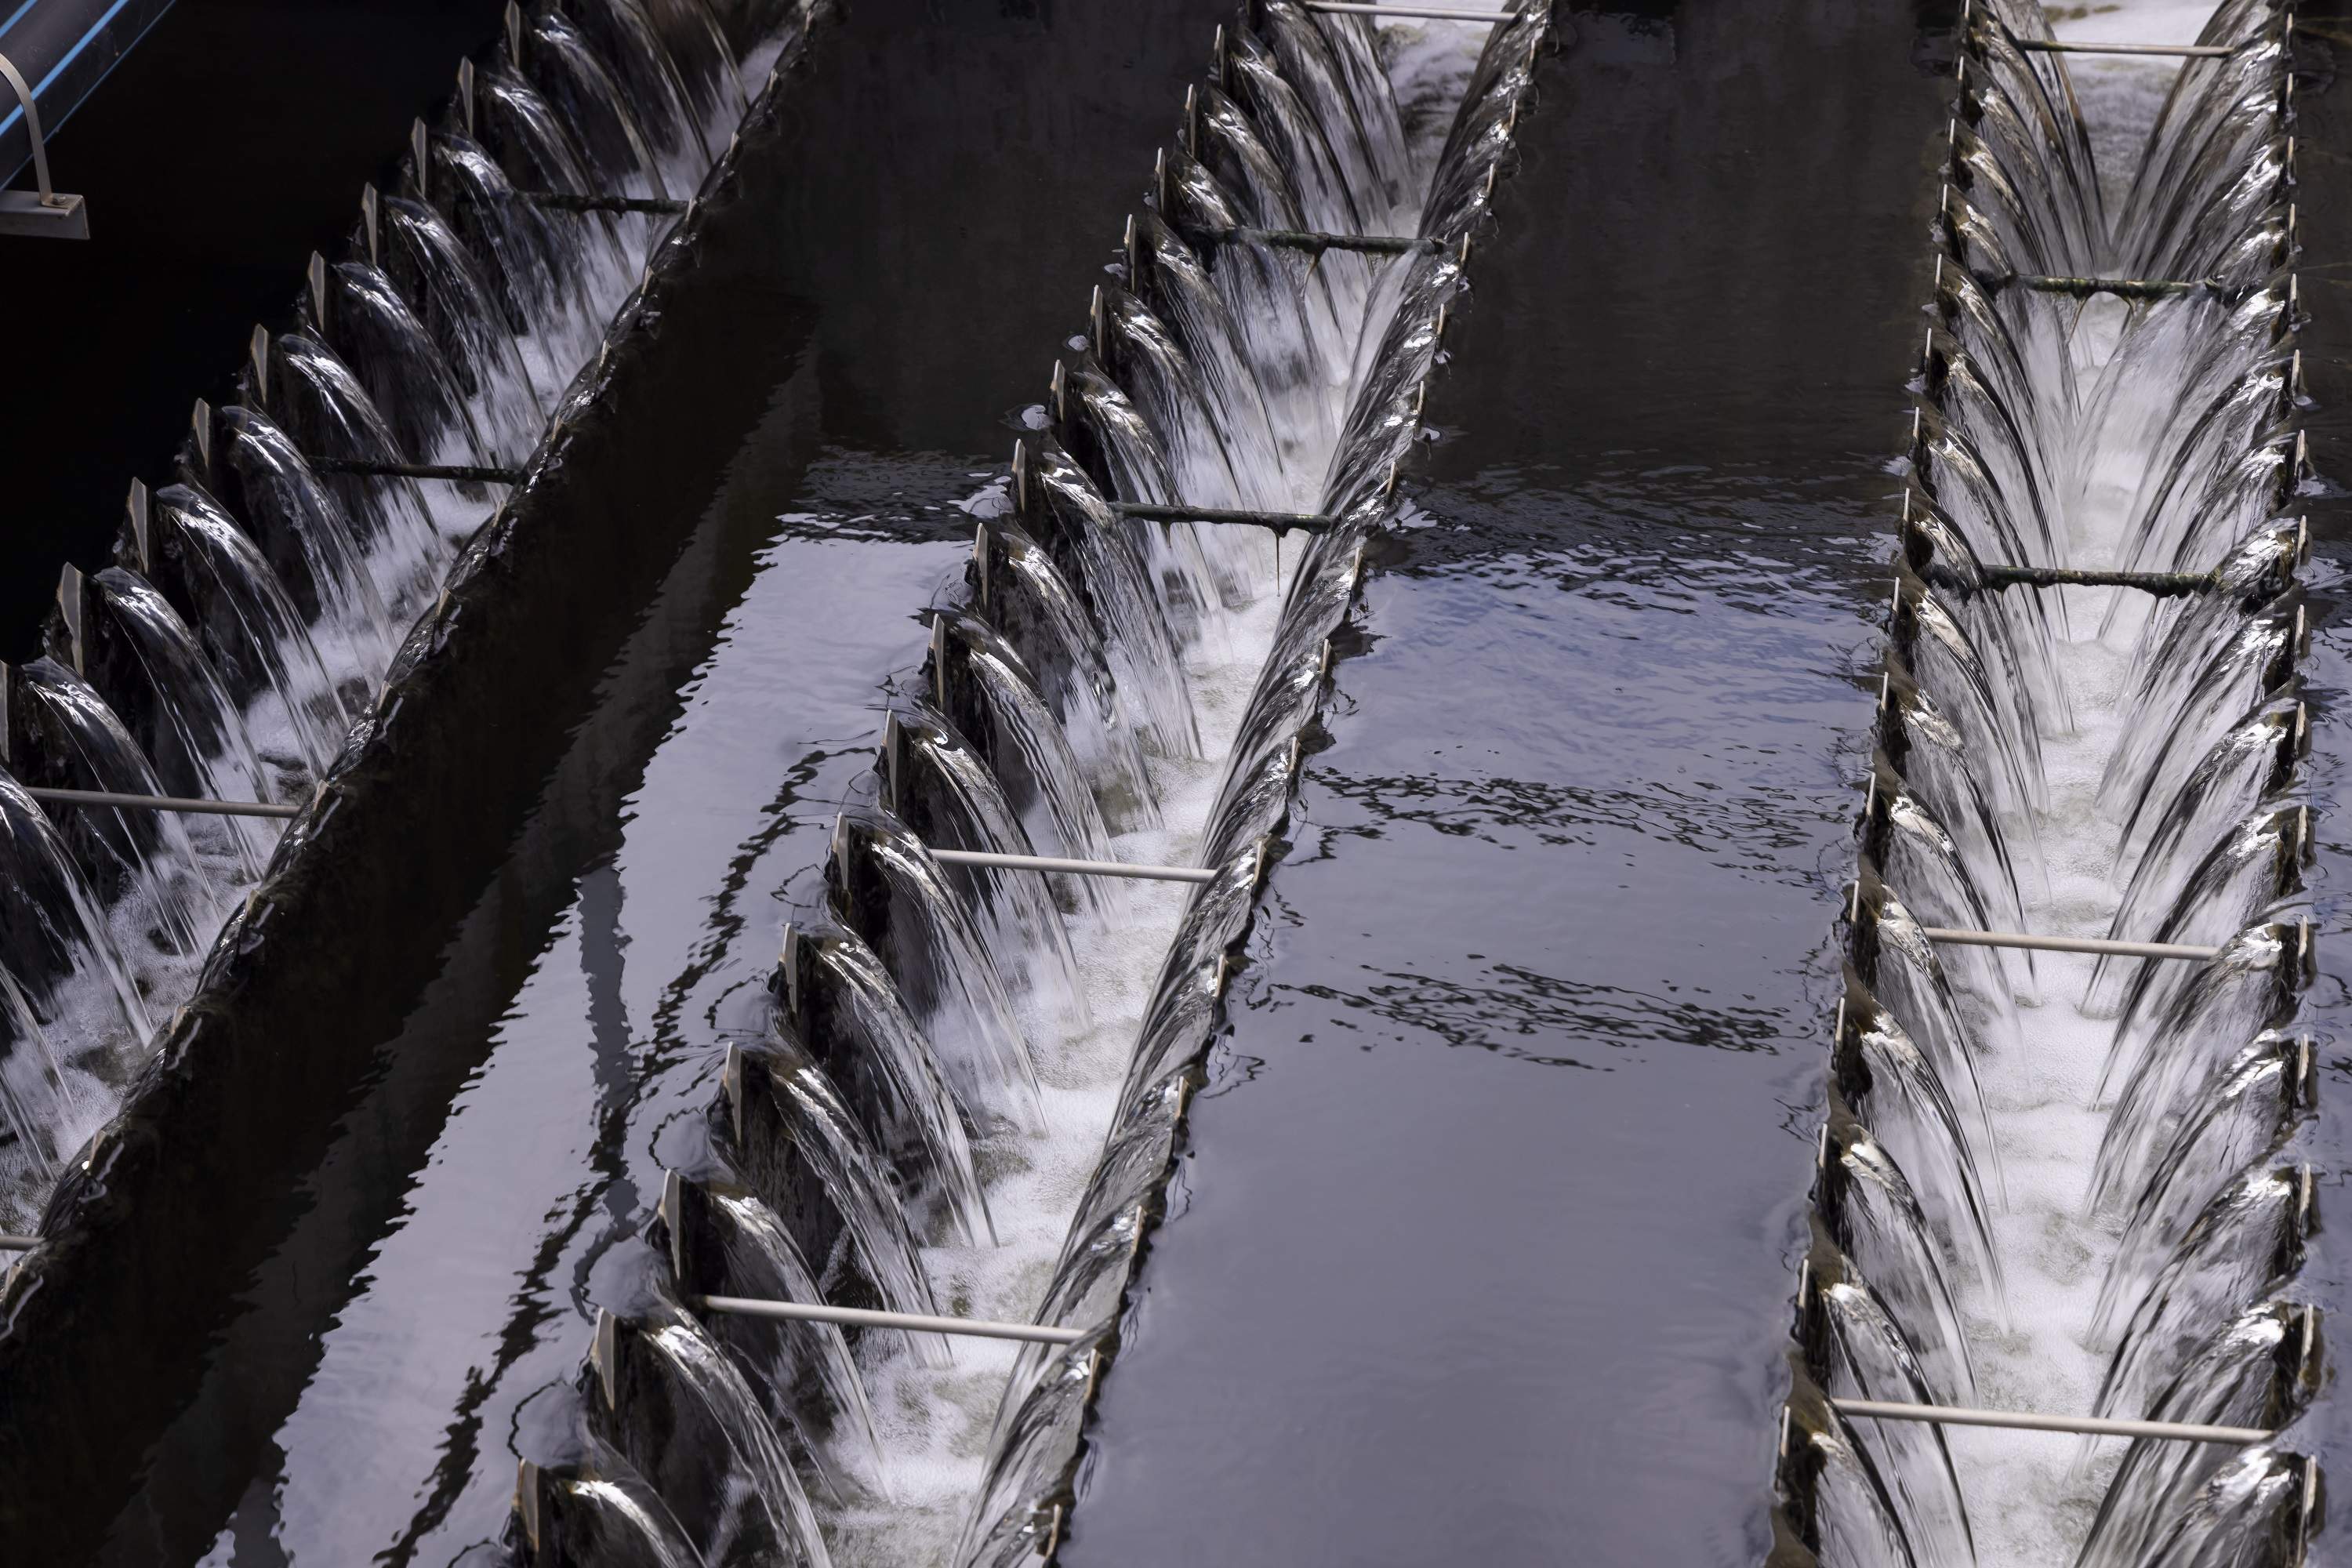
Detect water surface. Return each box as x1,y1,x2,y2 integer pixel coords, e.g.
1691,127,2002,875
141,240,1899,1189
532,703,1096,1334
71,3,1237,1559
1062,6,1953,1563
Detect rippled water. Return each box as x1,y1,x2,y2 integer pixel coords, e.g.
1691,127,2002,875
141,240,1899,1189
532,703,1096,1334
33,5,1243,1560
1062,6,1954,1563
28,2,2352,1565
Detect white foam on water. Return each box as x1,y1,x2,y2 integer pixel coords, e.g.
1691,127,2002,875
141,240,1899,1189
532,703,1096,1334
818,573,1293,1568
1943,642,2141,1567
0,45,783,1243
1380,14,1495,177
2049,0,2214,214
1939,13,2240,1558
4,11,1497,1561
807,20,1497,1565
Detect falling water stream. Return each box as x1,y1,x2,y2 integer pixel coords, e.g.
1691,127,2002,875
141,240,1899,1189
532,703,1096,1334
0,2,800,1231
1779,2,2318,1566
48,2,2317,1563
528,10,1551,1566
0,2,1550,1564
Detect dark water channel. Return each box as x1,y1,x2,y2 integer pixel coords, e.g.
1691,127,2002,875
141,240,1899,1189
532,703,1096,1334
43,2,2352,1566
1062,6,1951,1564
43,2,1232,1560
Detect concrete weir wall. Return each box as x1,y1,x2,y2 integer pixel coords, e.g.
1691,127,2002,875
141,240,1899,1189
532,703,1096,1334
2281,8,2352,1566
0,16,839,1553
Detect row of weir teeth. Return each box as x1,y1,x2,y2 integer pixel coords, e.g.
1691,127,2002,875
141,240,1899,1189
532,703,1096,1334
1774,2,2324,1566
508,6,1554,1566
0,4,800,1233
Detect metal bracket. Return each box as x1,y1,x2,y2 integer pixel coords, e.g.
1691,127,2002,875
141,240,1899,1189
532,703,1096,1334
0,52,88,239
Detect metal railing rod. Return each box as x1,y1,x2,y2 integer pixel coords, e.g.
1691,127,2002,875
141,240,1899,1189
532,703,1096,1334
930,848,1217,884
303,456,523,484
0,1235,35,1252
695,1294,1085,1345
516,191,690,215
1112,502,1334,529
1921,927,2221,961
24,788,302,821
1303,2,1519,19
1834,1398,2268,1446
2009,273,2209,299
2010,38,2234,58
1978,564,2215,595
1200,226,1439,257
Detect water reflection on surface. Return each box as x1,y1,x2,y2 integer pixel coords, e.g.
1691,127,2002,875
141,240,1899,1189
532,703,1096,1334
1058,0,1954,1561
292,546,957,1562
1062,470,1880,1566
96,0,1242,1556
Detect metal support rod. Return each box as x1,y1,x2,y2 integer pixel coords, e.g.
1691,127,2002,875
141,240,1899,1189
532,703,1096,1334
2009,38,2234,58
1199,226,1439,257
1112,502,1334,529
303,456,523,484
2009,274,2209,299
1978,564,2215,595
0,1234,34,1251
1921,927,2221,961
514,191,689,216
1303,2,1519,18
1834,1398,2268,1446
24,787,302,820
695,1294,1084,1345
0,53,63,207
931,848,1218,884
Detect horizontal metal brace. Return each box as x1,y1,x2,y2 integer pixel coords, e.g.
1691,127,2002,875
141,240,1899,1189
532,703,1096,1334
1112,502,1334,530
695,1294,1084,1345
1922,927,2220,961
930,847,1217,884
2009,38,2234,58
441,187,688,216
1302,2,1519,19
516,191,688,216
2006,273,2211,299
25,787,301,820
303,456,522,484
1834,1397,2267,1446
1199,226,1439,257
0,1234,34,1252
1978,564,2215,595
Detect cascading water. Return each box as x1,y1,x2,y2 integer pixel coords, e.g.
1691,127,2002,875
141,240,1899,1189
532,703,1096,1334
0,2,812,1238
497,7,1552,1566
1771,3,2322,1566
